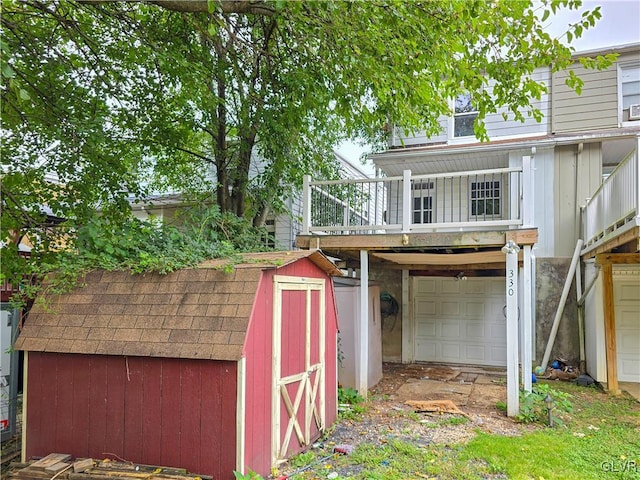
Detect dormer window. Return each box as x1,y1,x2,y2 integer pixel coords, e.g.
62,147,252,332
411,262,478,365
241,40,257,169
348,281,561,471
453,93,478,137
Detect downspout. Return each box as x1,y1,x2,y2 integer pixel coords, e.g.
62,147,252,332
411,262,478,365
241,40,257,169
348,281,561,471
575,143,583,242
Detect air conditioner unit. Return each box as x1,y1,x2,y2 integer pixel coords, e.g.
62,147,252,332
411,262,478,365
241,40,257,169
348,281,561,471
629,104,640,121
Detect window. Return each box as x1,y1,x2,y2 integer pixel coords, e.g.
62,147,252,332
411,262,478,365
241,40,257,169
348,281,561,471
453,93,478,137
471,181,500,217
413,196,433,224
621,64,640,122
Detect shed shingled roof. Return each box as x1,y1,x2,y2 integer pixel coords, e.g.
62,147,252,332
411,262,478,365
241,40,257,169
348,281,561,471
15,250,340,361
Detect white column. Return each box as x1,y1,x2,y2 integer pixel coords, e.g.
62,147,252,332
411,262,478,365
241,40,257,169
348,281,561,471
402,170,412,233
522,245,533,393
522,155,533,227
302,175,311,235
356,249,369,396
504,241,520,416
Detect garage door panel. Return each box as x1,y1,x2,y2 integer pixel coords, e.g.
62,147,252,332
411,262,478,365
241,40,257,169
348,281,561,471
466,323,485,338
613,273,640,383
413,277,506,367
619,356,639,381
441,302,461,316
489,345,507,364
416,340,438,358
415,299,436,315
617,307,640,328
417,321,436,336
441,321,461,338
415,277,437,293
466,302,485,316
440,343,461,361
441,281,460,294
616,284,639,302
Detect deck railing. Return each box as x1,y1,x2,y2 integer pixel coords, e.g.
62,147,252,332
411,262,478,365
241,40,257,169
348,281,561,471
582,148,639,252
302,159,532,235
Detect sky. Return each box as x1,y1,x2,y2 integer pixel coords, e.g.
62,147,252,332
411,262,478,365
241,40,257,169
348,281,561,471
336,0,640,171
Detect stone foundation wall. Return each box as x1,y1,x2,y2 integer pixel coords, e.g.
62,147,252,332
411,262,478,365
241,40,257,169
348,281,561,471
535,257,580,366
369,268,403,362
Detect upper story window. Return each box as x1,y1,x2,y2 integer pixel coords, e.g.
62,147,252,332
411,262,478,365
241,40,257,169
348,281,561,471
620,64,640,122
453,93,478,137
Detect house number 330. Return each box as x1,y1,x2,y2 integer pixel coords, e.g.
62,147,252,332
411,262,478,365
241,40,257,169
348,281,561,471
507,269,515,297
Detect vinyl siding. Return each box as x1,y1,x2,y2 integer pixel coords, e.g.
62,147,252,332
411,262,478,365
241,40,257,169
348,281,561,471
553,143,602,256
551,65,618,133
389,68,550,147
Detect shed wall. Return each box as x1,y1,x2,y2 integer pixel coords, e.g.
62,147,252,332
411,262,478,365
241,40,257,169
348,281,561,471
25,353,237,479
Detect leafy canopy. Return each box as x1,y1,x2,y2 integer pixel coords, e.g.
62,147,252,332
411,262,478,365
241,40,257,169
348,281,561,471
1,0,613,293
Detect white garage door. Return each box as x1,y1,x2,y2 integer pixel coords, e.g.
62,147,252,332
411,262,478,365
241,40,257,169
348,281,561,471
614,270,640,383
413,277,506,366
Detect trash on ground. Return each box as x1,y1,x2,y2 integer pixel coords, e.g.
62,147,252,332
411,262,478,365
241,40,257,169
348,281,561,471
404,399,470,418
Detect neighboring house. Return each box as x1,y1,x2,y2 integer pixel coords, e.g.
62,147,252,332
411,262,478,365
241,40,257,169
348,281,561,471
131,151,373,250
297,42,640,408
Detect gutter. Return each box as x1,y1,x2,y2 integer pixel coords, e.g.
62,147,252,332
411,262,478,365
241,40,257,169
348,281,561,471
371,129,640,165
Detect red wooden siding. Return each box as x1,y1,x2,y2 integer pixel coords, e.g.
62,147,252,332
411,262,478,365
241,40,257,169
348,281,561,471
242,258,338,477
26,353,237,479
242,271,273,475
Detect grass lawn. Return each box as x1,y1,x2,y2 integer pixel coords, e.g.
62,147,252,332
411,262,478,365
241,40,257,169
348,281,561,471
268,381,640,480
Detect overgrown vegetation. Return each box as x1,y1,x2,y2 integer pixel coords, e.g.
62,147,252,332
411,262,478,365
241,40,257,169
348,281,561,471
338,387,367,420
274,381,640,480
496,383,575,426
15,203,271,306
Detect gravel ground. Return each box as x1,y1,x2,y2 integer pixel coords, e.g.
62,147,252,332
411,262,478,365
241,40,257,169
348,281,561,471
273,363,537,479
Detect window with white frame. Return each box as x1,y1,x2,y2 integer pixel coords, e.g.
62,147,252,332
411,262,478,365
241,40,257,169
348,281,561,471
412,181,434,224
453,93,478,137
620,64,640,122
413,196,433,224
470,181,500,217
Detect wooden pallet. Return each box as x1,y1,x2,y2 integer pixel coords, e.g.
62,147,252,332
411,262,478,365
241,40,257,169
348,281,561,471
9,455,212,480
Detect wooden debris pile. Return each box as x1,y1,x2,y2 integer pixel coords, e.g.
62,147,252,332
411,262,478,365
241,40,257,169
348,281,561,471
8,454,212,480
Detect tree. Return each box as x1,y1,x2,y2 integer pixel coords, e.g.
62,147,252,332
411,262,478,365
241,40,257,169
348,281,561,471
1,0,613,290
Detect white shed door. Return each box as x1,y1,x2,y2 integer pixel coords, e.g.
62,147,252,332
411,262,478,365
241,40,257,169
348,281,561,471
413,277,506,366
614,272,640,383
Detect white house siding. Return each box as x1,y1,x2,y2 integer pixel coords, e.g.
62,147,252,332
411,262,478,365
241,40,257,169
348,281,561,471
388,68,550,148
274,195,303,250
384,175,512,228
553,143,602,257
483,68,551,139
531,148,556,258
551,64,618,133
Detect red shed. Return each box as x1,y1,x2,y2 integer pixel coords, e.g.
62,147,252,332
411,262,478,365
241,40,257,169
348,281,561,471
15,250,341,479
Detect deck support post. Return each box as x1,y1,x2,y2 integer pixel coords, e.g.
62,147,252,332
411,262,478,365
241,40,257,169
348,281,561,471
521,244,533,393
503,240,520,417
356,249,369,397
